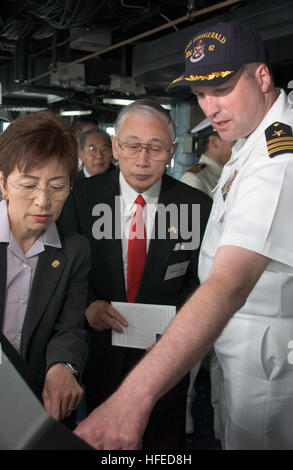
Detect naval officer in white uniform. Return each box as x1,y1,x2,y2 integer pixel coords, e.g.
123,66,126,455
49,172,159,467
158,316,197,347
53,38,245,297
181,118,233,198
74,21,293,450
182,119,233,438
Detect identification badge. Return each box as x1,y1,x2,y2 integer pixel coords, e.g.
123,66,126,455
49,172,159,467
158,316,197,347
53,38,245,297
164,260,190,280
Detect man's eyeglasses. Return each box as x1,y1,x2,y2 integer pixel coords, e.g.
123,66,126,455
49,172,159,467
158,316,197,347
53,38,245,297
85,145,112,156
117,139,172,161
7,181,71,201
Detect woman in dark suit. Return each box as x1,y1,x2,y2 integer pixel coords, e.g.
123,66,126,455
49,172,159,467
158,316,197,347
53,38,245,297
0,111,90,422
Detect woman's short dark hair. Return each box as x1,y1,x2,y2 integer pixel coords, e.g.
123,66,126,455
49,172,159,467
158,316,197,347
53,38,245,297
0,110,78,181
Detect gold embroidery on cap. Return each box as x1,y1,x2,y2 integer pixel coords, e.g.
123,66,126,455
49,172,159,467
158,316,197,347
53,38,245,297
172,70,234,84
172,76,184,84
185,70,233,81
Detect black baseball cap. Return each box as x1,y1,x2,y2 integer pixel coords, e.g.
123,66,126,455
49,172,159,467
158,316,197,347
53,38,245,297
167,21,267,90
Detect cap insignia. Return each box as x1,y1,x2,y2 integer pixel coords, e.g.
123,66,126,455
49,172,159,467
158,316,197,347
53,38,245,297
190,40,205,63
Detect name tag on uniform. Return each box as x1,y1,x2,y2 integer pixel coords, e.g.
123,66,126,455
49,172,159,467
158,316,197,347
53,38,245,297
164,260,190,280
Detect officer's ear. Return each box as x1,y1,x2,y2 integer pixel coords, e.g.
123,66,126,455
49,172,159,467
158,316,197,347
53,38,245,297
208,134,219,150
255,63,272,93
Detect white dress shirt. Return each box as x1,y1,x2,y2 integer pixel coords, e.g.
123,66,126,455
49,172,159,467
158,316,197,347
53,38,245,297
119,173,161,286
82,166,91,178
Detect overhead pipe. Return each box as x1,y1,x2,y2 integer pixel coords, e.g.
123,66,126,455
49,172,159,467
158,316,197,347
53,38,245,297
51,29,58,72
24,0,243,86
14,39,28,83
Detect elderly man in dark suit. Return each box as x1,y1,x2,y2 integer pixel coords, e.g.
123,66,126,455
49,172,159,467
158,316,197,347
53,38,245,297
61,99,212,449
77,129,116,180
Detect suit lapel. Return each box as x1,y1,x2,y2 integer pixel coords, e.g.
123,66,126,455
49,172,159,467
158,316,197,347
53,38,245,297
0,243,7,329
110,186,127,300
20,245,65,358
100,170,126,300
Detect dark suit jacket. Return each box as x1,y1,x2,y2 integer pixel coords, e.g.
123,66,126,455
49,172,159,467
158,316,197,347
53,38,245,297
75,163,116,181
0,222,91,393
61,168,212,407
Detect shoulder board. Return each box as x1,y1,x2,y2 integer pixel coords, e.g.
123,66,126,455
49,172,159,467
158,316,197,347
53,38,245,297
265,121,293,158
188,163,207,174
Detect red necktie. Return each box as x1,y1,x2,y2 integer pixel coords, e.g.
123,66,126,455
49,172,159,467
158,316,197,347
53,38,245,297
127,195,146,303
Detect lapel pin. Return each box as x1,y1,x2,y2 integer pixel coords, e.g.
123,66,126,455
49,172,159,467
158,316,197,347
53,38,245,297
51,260,60,268
174,242,185,251
168,226,177,234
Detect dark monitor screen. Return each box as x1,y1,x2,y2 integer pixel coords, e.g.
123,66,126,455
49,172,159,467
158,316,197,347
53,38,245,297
0,338,93,450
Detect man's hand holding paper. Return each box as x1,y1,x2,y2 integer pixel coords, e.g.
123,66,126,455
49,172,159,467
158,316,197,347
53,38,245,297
85,300,128,333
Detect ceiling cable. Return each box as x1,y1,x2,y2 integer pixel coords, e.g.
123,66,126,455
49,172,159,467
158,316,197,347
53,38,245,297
120,0,145,9
24,0,243,86
160,13,179,32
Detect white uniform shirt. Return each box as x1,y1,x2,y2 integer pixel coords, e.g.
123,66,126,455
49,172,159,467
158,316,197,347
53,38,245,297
198,89,293,450
181,154,223,198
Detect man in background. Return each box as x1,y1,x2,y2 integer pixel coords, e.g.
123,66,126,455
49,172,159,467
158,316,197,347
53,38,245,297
71,116,99,144
77,129,115,179
71,116,99,166
182,118,233,197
